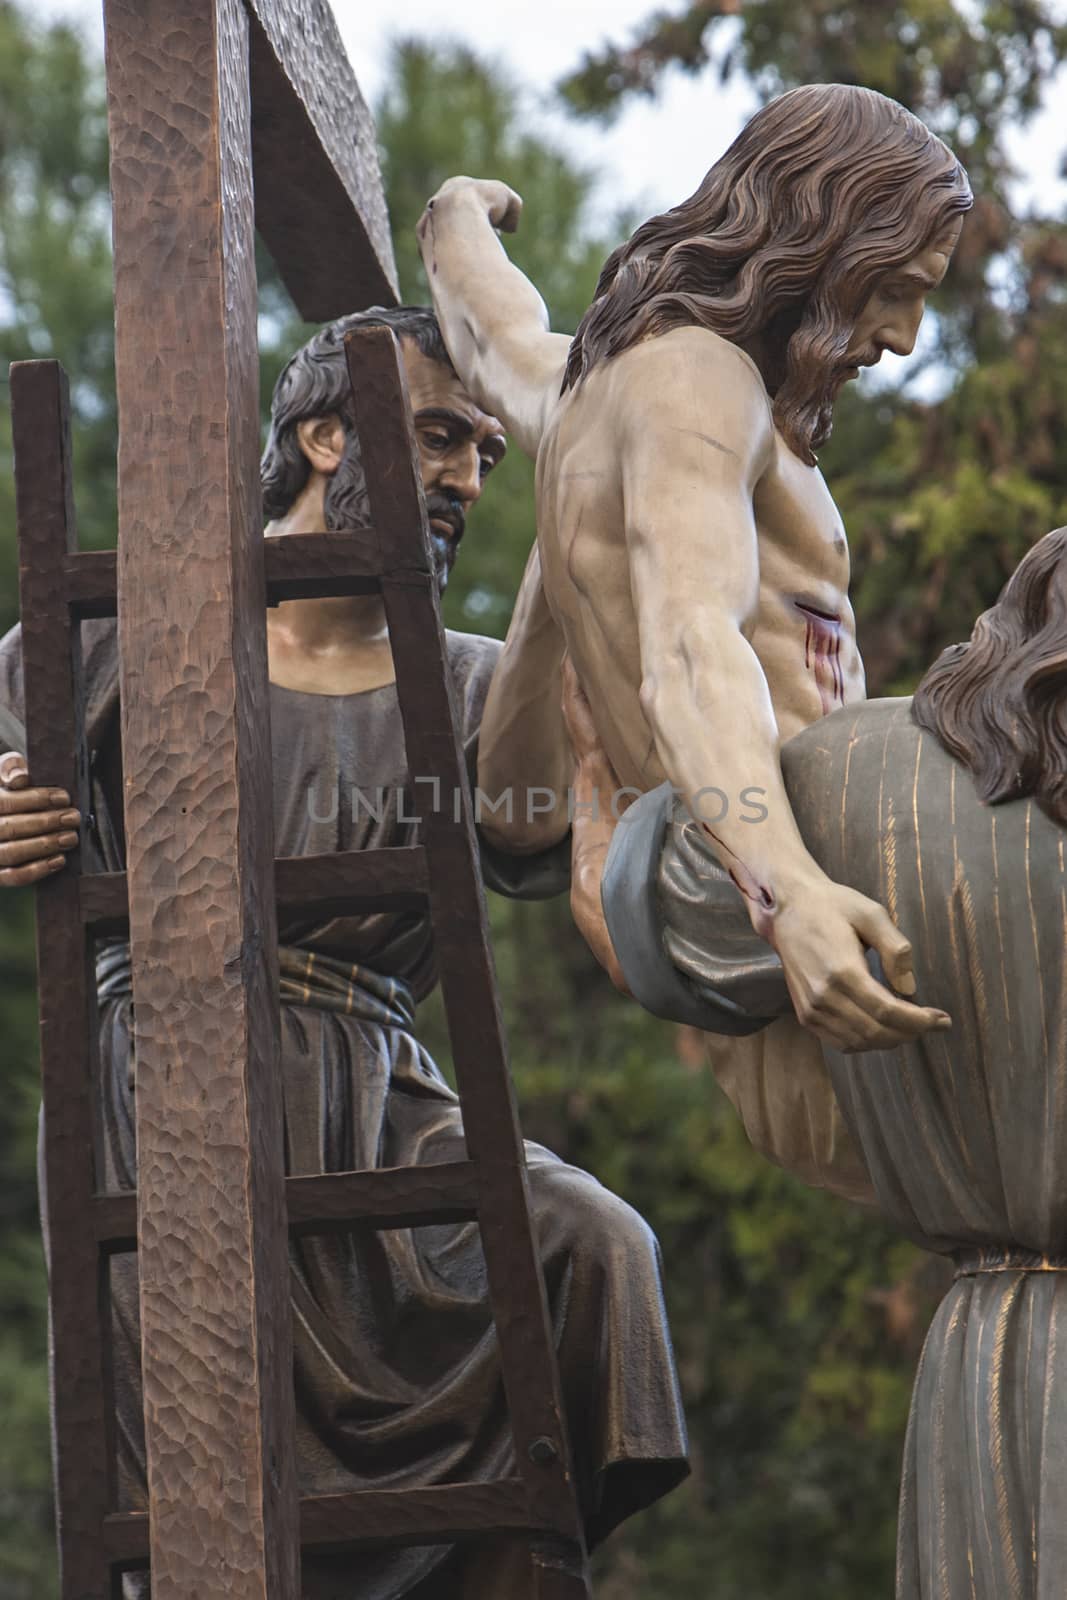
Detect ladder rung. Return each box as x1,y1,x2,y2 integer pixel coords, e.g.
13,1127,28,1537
275,846,429,914
102,1479,553,1564
81,848,429,932
265,529,384,602
300,1480,554,1550
286,1161,481,1234
80,872,128,932
93,1192,138,1251
59,530,387,622
64,550,118,618
101,1511,149,1567
93,1161,480,1249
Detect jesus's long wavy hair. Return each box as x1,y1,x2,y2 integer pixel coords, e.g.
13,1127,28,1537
562,85,972,462
912,529,1067,830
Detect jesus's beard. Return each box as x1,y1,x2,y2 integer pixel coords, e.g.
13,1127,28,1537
784,343,878,456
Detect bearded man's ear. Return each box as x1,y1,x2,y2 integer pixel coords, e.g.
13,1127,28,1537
295,414,347,475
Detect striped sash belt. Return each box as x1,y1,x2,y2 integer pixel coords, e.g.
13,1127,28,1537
95,940,416,1031
953,1245,1067,1279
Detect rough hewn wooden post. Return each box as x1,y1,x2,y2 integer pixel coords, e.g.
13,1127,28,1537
103,1,298,1593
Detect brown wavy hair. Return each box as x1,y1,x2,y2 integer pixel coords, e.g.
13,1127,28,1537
912,528,1067,829
562,85,972,463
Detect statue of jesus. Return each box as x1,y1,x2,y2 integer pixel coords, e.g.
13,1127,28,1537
417,83,969,1063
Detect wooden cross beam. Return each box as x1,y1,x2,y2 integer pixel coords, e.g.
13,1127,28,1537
247,0,398,317
102,1,396,1592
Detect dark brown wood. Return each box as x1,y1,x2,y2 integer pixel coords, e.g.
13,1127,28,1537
104,1478,555,1566
247,0,398,318
82,846,430,935
345,327,589,1572
92,1194,138,1253
104,1,298,1594
93,1161,481,1253
275,845,429,914
265,528,383,602
101,1512,150,1569
534,1547,595,1599
78,873,128,934
285,1162,480,1235
29,10,591,1592
12,359,114,1599
63,552,118,619
60,531,388,622
299,1481,552,1551
60,531,387,619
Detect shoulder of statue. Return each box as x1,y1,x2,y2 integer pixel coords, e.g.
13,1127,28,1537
625,323,766,385
619,326,775,448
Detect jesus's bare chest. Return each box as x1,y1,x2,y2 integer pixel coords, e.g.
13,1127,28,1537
750,438,865,736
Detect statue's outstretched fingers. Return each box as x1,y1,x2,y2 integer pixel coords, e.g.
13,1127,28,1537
849,896,918,996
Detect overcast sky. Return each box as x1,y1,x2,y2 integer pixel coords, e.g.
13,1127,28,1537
25,0,1067,393
34,0,1067,224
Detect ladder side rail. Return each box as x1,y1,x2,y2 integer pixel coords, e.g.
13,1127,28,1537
342,326,588,1553
12,358,115,1600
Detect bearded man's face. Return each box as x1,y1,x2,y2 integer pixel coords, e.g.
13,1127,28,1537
784,217,963,453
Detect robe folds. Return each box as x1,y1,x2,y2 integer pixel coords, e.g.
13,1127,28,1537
0,620,688,1599
604,697,1067,1600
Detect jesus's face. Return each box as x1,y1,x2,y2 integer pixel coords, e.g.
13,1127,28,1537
840,216,964,379
781,213,963,457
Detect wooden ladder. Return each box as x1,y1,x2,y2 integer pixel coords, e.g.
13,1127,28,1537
12,329,592,1597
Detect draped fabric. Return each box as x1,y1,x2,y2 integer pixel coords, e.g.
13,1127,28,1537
2,621,688,1599
626,696,1067,1598
602,786,876,1208
785,699,1067,1600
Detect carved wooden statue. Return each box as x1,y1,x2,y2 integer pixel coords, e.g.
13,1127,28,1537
409,78,1067,1597
417,85,972,1202
0,309,689,1598
596,527,1067,1600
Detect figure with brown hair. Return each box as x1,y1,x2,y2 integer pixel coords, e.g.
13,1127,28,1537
0,308,688,1600
418,84,969,1077
596,526,1067,1597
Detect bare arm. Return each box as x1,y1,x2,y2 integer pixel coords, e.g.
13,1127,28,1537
417,177,571,459
623,335,951,1052
559,655,630,992
476,543,572,851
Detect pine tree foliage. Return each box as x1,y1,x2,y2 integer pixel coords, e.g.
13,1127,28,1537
0,8,1063,1597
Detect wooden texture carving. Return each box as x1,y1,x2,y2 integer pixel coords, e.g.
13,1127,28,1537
247,0,398,317
103,0,298,1593
12,360,114,1599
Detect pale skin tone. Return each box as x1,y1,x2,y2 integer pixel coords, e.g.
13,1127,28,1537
418,176,959,1052
0,337,505,870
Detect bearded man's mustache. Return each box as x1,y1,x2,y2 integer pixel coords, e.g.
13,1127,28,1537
424,491,466,546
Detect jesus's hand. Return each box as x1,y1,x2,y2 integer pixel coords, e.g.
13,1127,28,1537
770,878,952,1053
417,176,522,244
